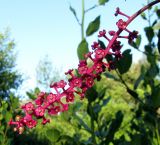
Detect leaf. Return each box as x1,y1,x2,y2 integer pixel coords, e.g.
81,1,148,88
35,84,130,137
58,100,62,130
26,91,36,100
77,39,89,60
153,21,160,30
104,72,120,81
99,0,109,5
156,9,160,18
98,39,106,49
5,112,12,122
102,97,111,106
144,27,154,42
141,13,147,20
134,73,144,90
116,49,132,74
69,5,79,23
46,128,60,142
101,111,123,144
151,85,160,108
69,6,77,18
74,114,92,133
130,35,141,49
86,16,100,36
98,87,107,100
86,86,98,102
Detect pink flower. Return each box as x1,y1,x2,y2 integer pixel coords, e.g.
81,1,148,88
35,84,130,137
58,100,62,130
69,77,82,88
91,42,99,50
98,29,106,37
34,106,45,117
46,93,56,104
116,19,126,29
95,49,105,60
48,106,61,115
84,76,94,88
22,102,34,112
42,117,50,125
26,119,37,128
61,104,69,112
57,80,67,88
78,60,88,75
66,92,74,102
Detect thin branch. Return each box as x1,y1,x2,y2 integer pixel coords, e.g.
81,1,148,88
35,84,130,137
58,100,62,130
85,4,98,13
68,2,81,26
135,48,160,58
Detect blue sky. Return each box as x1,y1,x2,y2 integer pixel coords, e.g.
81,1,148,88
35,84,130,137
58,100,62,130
0,0,151,94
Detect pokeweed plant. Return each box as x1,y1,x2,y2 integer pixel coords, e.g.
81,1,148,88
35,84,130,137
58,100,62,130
9,0,160,135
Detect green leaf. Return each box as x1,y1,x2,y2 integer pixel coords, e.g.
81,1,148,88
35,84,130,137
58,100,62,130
98,39,106,49
102,97,111,106
26,91,36,100
77,39,89,60
156,9,160,18
86,16,100,36
153,21,160,30
104,72,120,81
74,114,92,133
130,35,141,49
134,73,144,90
98,87,107,100
151,85,160,108
116,49,132,74
5,112,12,122
86,86,98,102
99,0,109,5
141,13,147,20
101,111,123,144
144,27,154,42
46,128,60,142
69,5,79,23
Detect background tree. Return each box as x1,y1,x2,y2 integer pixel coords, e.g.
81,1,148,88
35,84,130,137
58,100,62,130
0,30,22,145
36,55,63,90
0,30,22,100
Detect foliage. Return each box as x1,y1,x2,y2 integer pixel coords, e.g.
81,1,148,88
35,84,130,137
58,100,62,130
0,30,22,100
0,30,22,145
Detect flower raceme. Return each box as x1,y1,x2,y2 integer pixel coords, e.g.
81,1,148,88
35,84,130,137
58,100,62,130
9,0,160,134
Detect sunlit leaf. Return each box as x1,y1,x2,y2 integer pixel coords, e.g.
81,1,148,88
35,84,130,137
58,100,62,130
116,49,132,74
46,129,60,142
99,0,109,5
86,16,100,36
77,39,89,60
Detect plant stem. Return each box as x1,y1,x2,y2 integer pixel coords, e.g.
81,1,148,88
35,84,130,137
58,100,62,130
81,0,85,40
89,102,97,145
105,0,160,54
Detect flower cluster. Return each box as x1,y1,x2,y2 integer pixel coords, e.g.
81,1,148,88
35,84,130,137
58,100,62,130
9,7,139,134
